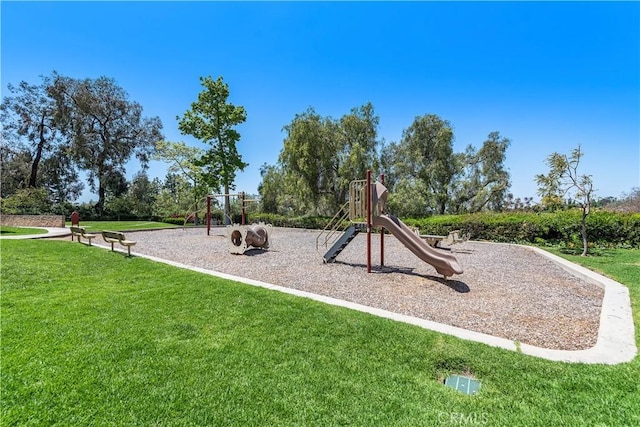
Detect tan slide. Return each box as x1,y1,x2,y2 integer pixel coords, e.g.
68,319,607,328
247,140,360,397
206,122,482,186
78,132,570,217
372,214,463,277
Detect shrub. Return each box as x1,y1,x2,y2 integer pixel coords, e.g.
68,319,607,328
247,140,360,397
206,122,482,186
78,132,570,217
404,210,639,248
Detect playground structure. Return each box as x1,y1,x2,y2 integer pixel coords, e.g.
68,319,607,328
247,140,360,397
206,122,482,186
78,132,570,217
227,223,272,255
317,171,463,278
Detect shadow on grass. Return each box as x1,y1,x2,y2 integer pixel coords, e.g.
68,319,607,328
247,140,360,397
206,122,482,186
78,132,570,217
559,247,606,257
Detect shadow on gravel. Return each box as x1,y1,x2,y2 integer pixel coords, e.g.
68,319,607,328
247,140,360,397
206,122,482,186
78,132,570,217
240,249,270,257
451,248,475,255
334,261,471,293
430,276,470,293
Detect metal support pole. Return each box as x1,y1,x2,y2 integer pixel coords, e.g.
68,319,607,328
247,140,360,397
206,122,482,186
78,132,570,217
241,192,246,225
366,170,372,273
380,173,384,267
206,196,211,236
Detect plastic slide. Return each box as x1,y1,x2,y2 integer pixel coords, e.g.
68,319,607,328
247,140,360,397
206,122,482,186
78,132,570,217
372,214,463,277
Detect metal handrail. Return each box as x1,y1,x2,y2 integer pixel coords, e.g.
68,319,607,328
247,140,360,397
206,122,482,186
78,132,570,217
316,202,350,251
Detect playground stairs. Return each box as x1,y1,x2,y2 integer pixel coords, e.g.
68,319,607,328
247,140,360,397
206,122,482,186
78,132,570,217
323,224,361,263
318,185,368,263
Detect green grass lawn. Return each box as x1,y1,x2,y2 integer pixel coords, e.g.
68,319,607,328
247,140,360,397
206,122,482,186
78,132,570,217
64,220,183,232
1,240,638,426
0,225,47,236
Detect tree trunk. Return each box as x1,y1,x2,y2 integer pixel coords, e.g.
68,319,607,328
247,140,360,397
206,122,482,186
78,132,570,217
97,183,106,216
29,115,47,188
193,192,200,226
224,183,231,225
580,205,589,256
439,199,446,215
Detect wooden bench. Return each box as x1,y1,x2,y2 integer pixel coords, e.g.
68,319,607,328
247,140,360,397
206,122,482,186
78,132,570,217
70,226,97,246
420,234,446,248
418,230,470,248
101,231,136,256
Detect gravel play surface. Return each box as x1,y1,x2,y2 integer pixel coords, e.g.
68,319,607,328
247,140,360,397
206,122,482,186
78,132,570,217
124,226,604,351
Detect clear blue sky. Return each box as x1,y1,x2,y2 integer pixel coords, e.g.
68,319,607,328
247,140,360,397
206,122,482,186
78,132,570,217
2,1,639,203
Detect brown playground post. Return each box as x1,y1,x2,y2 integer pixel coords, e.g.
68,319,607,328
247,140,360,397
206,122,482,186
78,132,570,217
380,173,385,267
366,170,372,273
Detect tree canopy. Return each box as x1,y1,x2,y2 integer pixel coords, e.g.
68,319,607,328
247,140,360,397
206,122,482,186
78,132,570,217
0,74,82,201
49,74,163,213
381,114,456,215
269,102,380,215
177,76,247,223
536,145,595,256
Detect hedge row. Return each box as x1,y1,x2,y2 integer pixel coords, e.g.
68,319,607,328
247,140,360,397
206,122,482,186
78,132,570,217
247,210,639,248
249,213,336,230
403,210,640,248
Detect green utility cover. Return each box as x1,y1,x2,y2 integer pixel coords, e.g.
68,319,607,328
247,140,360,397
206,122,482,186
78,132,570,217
444,375,481,395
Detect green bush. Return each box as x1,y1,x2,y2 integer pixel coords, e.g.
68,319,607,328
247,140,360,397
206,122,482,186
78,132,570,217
161,217,186,226
187,209,639,248
0,188,50,214
404,210,639,248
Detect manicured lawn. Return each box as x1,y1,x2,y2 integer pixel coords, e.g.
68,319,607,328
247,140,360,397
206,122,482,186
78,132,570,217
0,225,47,236
64,220,183,232
1,240,638,425
548,247,640,290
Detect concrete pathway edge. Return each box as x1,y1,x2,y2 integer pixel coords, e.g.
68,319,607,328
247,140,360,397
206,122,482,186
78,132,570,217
11,229,636,365
124,243,636,365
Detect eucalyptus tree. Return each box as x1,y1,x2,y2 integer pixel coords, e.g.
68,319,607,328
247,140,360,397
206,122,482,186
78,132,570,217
334,102,380,207
49,74,163,214
450,132,511,213
279,107,337,213
382,114,456,215
177,76,247,224
535,145,595,256
1,74,83,203
277,103,381,215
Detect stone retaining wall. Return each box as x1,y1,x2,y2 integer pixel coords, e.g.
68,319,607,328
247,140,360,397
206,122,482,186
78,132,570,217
0,214,65,228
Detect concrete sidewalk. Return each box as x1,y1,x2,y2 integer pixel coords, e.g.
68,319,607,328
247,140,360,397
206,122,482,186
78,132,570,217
0,227,71,240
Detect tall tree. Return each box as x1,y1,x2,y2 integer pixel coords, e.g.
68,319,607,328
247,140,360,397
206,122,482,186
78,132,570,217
535,145,595,256
383,114,456,215
49,74,163,214
451,131,511,213
276,103,380,215
0,74,82,202
335,102,380,207
279,107,338,213
177,76,247,224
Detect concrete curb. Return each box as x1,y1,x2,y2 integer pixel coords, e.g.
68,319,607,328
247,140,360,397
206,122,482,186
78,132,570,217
0,227,71,240
11,231,638,364
100,242,636,365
